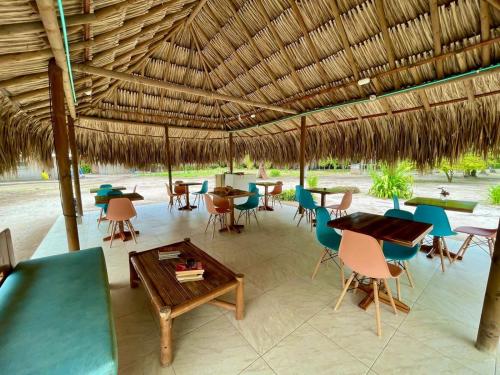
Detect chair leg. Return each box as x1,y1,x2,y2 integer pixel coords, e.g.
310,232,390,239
339,259,345,288
126,220,138,243
438,238,446,272
253,210,259,226
373,279,382,336
452,234,473,263
382,279,397,315
403,261,414,288
311,249,328,280
488,238,495,258
98,208,103,227
334,272,356,311
442,238,453,263
293,206,299,220
109,221,117,248
205,214,213,233
297,212,304,227
395,276,401,300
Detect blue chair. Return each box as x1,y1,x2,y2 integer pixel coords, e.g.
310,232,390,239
293,185,302,221
192,180,209,208
414,205,456,272
100,184,112,189
312,207,344,284
235,187,260,226
392,194,400,210
383,209,419,292
297,188,319,231
96,189,111,226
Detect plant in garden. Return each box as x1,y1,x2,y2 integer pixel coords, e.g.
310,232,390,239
80,163,92,174
281,189,296,201
306,175,318,188
489,185,500,205
269,169,281,177
369,162,414,199
439,159,454,182
458,154,487,177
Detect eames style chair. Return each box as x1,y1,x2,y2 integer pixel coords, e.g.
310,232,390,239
213,195,230,211
327,191,352,218
392,194,400,209
192,180,209,208
293,185,302,221
269,181,283,207
204,194,229,238
99,184,112,189
383,209,419,292
97,189,123,227
297,188,319,231
312,207,344,285
165,184,183,211
452,226,497,262
334,230,402,336
235,187,260,226
96,188,111,227
414,205,456,272
106,198,137,248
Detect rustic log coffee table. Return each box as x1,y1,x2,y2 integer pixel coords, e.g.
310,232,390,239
128,238,244,366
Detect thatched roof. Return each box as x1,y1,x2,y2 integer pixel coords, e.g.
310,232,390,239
0,0,499,172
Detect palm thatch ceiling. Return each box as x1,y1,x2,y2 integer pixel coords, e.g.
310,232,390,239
0,0,499,171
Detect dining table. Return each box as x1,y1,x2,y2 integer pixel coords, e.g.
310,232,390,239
328,212,433,313
176,182,202,211
404,196,478,259
306,187,343,207
209,189,254,233
89,186,126,193
255,182,278,211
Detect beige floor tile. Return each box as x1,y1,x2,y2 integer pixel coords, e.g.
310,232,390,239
263,323,368,375
240,358,275,375
172,304,223,338
111,285,149,319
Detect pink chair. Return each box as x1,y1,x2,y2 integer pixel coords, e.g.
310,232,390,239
106,198,138,248
204,195,229,239
174,181,186,205
333,230,402,336
452,226,497,262
165,184,183,211
327,191,352,218
269,181,283,207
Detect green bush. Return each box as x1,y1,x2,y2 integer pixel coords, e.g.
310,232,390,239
489,185,500,205
369,162,413,199
269,169,281,177
243,155,254,169
80,163,92,174
306,175,318,188
458,154,487,177
439,159,454,182
281,189,296,201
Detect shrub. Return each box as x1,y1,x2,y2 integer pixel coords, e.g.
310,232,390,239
439,159,454,182
243,155,254,169
369,162,413,199
80,163,92,174
281,189,296,201
269,169,281,177
458,154,487,177
489,185,500,205
306,175,318,188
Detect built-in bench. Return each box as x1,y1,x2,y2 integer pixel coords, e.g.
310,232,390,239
0,228,117,375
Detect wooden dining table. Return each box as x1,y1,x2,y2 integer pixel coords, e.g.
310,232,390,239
209,189,253,233
328,212,433,313
89,186,126,193
306,187,343,207
255,182,277,211
176,182,202,211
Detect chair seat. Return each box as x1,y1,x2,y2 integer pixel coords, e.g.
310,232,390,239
387,262,403,278
318,234,341,252
383,242,419,261
454,226,497,238
215,207,229,214
235,203,255,210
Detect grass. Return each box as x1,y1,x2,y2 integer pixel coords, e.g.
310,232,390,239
489,185,500,205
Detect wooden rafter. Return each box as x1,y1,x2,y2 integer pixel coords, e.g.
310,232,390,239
456,53,475,102
429,0,444,79
480,0,492,67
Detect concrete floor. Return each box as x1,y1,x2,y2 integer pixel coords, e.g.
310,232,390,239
32,199,498,375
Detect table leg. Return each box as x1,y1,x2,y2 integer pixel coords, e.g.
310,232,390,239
356,280,410,313
321,194,326,207
129,252,139,288
259,186,274,211
220,198,244,233
103,220,140,242
421,235,461,260
235,274,244,320
160,308,173,366
179,186,197,210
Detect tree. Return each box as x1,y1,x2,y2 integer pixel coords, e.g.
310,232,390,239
458,154,487,177
439,159,454,182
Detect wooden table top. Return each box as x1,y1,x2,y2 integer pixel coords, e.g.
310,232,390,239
404,197,478,213
89,186,126,193
328,212,433,247
94,192,144,204
307,187,341,195
176,182,202,187
255,182,278,187
129,240,238,310
209,189,253,199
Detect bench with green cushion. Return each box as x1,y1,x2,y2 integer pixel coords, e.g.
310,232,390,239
0,247,117,375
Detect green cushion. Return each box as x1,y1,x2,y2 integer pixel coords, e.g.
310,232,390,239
0,248,117,375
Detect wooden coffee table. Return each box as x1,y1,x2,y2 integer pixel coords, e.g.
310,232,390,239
129,238,244,366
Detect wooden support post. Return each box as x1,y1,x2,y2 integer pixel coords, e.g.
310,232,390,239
67,116,83,217
476,219,500,353
228,133,234,173
164,126,173,190
299,116,306,213
48,59,80,251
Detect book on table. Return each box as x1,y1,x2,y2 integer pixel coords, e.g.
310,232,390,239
158,248,181,260
175,261,204,282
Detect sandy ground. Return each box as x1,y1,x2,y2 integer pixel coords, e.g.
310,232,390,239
0,171,499,261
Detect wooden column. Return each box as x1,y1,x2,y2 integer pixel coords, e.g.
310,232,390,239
476,219,500,353
299,116,306,186
48,59,79,251
228,133,234,173
67,116,83,217
164,126,173,189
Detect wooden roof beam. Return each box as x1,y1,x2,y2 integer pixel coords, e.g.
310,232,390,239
429,0,444,79
484,0,500,11
456,53,476,102
480,0,492,67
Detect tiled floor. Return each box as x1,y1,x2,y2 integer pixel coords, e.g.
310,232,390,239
33,202,498,374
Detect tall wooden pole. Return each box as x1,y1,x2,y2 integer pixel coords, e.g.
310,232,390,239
67,116,83,217
48,59,79,251
476,219,500,353
164,126,173,189
299,116,306,187
228,133,234,173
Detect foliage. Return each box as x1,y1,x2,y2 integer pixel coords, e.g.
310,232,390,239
243,155,254,169
79,163,92,174
281,189,296,201
317,158,339,169
269,169,281,177
439,159,454,182
489,185,500,205
369,162,414,199
41,171,49,180
458,154,487,177
306,175,318,188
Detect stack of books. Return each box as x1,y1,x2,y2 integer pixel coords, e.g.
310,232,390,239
175,261,205,283
158,248,181,260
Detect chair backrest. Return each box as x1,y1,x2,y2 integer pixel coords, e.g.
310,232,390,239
248,182,257,191
414,205,454,237
384,208,413,221
294,185,302,202
271,182,283,194
213,196,229,209
299,189,317,210
174,184,186,194
96,188,111,197
338,191,353,210
339,230,393,279
106,198,137,221
204,194,220,215
245,187,260,207
316,207,341,247
392,194,400,210
99,184,112,189
200,180,209,193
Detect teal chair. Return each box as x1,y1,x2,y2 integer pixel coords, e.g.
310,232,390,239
192,180,208,208
98,190,123,227
96,189,111,226
297,188,319,231
99,184,112,189
414,205,456,272
392,194,400,210
235,187,260,226
312,207,344,285
383,209,419,292
293,185,302,221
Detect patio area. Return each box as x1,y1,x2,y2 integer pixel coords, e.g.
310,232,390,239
34,201,498,374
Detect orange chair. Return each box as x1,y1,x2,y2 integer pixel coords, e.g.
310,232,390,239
213,196,230,211
165,184,183,211
204,195,229,238
334,230,402,336
106,198,138,248
269,181,283,207
327,191,352,218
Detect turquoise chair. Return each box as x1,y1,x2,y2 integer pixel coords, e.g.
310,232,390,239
97,190,123,227
297,188,319,231
100,184,112,189
235,187,260,226
192,180,209,208
383,209,419,291
414,205,456,272
96,189,111,226
293,185,302,221
392,194,400,210
312,207,344,285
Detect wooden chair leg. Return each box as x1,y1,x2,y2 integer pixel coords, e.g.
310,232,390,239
438,238,446,272
442,238,453,263
253,210,259,226
488,238,495,258
373,279,382,336
98,208,103,227
403,261,414,288
205,214,213,233
334,272,356,311
109,221,117,248
382,279,397,315
296,212,304,227
395,276,401,300
339,259,345,288
312,249,328,280
126,220,138,243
